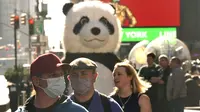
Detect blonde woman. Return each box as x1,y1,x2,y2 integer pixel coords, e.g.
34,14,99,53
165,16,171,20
110,61,152,112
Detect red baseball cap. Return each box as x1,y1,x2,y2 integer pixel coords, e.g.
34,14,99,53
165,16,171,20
30,53,69,77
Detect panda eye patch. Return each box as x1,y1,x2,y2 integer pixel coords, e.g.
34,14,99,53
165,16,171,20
73,16,89,35
80,16,89,25
99,16,115,35
99,17,108,25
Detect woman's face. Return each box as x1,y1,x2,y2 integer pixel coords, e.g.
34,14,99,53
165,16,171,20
112,66,132,89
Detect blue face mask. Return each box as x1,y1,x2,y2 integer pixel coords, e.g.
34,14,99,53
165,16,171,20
70,77,92,95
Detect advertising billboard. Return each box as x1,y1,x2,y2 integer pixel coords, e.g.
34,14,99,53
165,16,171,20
122,27,177,42
101,0,180,27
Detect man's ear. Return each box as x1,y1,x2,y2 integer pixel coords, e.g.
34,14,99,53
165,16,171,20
93,72,98,82
32,76,48,88
63,3,74,15
67,75,70,81
32,76,39,87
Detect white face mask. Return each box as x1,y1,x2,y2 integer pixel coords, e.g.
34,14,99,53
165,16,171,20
40,76,66,98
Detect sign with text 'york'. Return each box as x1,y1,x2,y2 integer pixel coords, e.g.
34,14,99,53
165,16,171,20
121,27,177,42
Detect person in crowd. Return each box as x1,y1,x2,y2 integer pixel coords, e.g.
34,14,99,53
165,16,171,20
158,55,171,112
190,64,199,75
138,52,161,112
182,60,191,73
67,57,123,112
110,60,152,112
185,74,200,106
159,55,171,86
15,53,88,112
167,57,187,112
185,70,200,106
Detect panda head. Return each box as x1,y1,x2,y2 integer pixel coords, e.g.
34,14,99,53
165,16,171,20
62,1,122,53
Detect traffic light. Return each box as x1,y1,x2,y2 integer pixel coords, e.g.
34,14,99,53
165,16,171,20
10,14,19,29
10,14,15,25
20,13,27,25
29,18,34,35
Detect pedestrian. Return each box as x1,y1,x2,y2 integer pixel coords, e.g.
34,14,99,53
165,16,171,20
167,57,187,112
67,57,123,112
110,60,152,112
158,55,171,112
15,53,88,112
138,52,161,112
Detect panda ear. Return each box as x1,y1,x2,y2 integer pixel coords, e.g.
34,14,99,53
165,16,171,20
109,3,116,15
63,3,74,15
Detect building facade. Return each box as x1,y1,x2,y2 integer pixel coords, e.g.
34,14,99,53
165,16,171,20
0,0,36,74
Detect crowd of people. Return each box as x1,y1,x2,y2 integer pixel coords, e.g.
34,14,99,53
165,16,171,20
14,52,200,112
137,52,200,112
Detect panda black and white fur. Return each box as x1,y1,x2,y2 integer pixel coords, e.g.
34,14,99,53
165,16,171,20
62,1,122,95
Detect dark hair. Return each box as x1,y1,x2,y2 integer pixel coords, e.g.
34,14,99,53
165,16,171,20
193,76,200,81
147,52,156,59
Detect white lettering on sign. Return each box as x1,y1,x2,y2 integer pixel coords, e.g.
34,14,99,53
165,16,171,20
159,31,176,37
125,31,147,38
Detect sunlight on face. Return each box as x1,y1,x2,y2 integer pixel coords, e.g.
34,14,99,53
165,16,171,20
112,67,132,89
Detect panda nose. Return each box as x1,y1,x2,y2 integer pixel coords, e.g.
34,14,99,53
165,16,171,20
91,27,101,35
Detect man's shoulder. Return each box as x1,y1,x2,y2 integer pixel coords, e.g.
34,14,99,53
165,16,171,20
15,96,35,112
173,67,182,72
173,68,185,75
108,97,123,112
154,64,160,69
139,65,148,71
99,93,123,112
15,106,27,112
141,65,148,68
54,98,88,112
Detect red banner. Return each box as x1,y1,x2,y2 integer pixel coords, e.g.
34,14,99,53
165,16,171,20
101,0,180,27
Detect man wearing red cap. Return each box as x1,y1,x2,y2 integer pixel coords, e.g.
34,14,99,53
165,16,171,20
15,53,88,112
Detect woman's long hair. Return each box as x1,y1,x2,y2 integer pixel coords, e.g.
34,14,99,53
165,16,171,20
111,60,151,95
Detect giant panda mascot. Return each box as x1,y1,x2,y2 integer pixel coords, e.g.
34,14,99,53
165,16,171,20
62,1,122,95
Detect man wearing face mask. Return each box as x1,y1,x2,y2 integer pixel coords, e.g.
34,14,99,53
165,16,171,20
15,53,88,112
68,57,123,112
